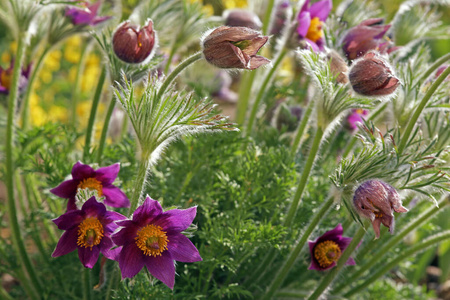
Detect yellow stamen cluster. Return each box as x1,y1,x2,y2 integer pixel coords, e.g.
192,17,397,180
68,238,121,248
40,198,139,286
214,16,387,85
314,240,341,268
306,17,324,43
77,217,104,250
135,224,169,257
77,178,103,197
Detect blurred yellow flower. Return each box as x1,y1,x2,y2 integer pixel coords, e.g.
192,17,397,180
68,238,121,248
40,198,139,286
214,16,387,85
224,0,247,9
45,50,62,72
1,52,11,64
64,36,82,64
81,54,101,92
202,4,214,16
30,93,47,126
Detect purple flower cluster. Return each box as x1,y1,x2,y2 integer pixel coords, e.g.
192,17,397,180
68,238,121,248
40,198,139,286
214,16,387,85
297,0,332,52
65,1,111,26
51,162,202,289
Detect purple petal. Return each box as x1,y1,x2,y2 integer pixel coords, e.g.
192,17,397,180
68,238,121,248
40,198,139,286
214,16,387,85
67,197,78,211
72,161,95,180
92,15,112,25
167,233,202,263
78,246,100,268
50,180,78,199
95,163,120,185
102,186,130,208
317,224,343,243
81,197,106,217
52,229,78,257
87,1,101,15
304,38,320,52
112,223,139,246
155,206,197,233
337,236,353,251
297,12,311,37
102,211,127,233
346,257,356,266
119,243,145,279
53,210,84,230
309,0,332,21
144,252,175,289
132,197,163,224
299,0,311,15
371,218,382,239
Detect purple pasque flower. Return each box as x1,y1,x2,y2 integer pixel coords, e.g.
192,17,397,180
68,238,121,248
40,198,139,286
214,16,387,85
347,108,368,130
297,0,332,52
353,180,408,239
308,224,355,271
342,18,391,61
52,197,126,268
51,161,130,211
0,60,31,95
112,197,202,289
65,1,111,26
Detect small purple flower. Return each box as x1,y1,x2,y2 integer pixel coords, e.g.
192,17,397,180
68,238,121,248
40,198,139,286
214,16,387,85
112,197,202,289
51,161,130,211
65,1,111,26
347,108,368,130
52,197,126,268
308,224,355,271
353,180,408,239
0,60,31,95
297,0,332,52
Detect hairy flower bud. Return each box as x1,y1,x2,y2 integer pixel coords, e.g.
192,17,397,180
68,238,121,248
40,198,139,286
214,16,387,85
353,180,408,238
349,52,400,96
202,26,270,70
224,9,262,30
342,18,391,60
327,50,348,84
113,20,156,64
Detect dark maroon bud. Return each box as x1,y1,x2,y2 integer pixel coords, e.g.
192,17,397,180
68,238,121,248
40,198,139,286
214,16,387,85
112,20,156,64
202,26,270,70
349,52,400,96
342,18,391,61
327,50,349,84
224,9,262,30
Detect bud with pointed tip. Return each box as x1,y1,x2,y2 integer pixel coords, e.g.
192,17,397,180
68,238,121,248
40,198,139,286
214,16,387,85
112,20,157,64
202,26,270,70
224,9,262,30
353,180,408,239
349,52,400,96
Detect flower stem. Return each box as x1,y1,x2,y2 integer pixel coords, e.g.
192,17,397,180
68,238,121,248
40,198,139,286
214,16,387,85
246,48,287,136
263,196,334,299
20,46,50,130
284,125,324,226
261,0,275,35
71,41,91,127
344,230,450,298
83,268,92,300
307,224,367,300
397,65,450,155
129,153,151,214
96,95,115,164
291,98,314,155
83,66,107,162
333,195,449,293
236,71,257,125
156,51,202,100
5,30,43,295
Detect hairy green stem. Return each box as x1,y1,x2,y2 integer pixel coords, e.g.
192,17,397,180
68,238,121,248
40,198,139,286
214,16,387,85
417,52,450,85
246,48,287,136
5,31,42,295
263,197,334,299
344,231,450,298
164,43,178,75
291,99,314,155
83,268,92,300
285,126,324,226
71,42,90,127
261,0,275,35
236,71,257,125
20,46,50,130
397,66,450,155
156,51,202,100
129,152,152,214
96,95,115,163
333,195,449,293
307,224,367,300
83,66,107,161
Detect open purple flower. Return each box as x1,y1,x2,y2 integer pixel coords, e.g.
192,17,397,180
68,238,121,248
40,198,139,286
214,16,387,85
0,60,31,95
112,197,202,289
52,197,126,268
347,108,368,130
51,161,130,211
297,0,332,52
308,224,355,271
65,1,111,26
353,180,408,239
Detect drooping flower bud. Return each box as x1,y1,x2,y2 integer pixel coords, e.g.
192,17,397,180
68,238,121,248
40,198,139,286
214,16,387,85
342,18,391,61
224,9,262,30
202,26,270,70
112,20,157,64
353,180,408,239
349,52,400,96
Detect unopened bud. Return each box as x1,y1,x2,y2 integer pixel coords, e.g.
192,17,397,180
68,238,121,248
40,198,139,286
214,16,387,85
349,52,400,96
113,20,156,64
353,180,408,238
327,50,348,84
202,26,270,70
224,9,262,30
